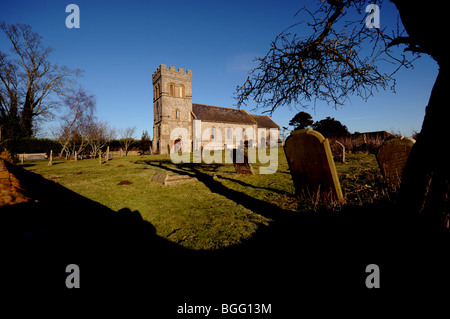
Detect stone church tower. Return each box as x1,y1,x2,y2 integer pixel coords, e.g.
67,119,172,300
152,64,279,155
152,64,193,154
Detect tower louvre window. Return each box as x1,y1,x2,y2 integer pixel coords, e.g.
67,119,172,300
179,85,185,98
169,83,175,96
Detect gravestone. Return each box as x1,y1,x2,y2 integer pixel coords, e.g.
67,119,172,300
330,140,345,163
48,150,53,166
152,171,169,184
376,137,415,186
151,171,197,186
230,149,254,175
284,129,343,201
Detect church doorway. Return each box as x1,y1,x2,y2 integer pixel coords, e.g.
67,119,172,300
174,138,182,153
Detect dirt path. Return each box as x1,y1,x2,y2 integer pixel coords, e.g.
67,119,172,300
0,160,31,206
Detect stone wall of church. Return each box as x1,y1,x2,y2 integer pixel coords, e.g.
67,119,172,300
193,121,278,150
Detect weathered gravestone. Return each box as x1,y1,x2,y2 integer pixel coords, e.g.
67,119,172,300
230,149,254,175
152,171,169,184
284,129,343,201
376,137,415,186
151,171,197,186
330,140,345,163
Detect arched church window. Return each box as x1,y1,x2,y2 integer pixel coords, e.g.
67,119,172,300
175,109,180,120
169,83,175,96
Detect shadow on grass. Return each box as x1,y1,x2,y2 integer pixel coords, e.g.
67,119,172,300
2,160,449,305
218,174,294,198
142,160,450,293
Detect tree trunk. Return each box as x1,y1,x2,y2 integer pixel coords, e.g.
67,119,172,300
22,89,34,138
399,67,450,229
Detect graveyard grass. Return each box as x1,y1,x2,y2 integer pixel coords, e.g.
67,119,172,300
22,149,393,250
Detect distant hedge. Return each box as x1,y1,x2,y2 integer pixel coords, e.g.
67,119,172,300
7,138,62,154
5,138,151,155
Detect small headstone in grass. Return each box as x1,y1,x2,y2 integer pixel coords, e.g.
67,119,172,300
330,140,345,163
151,171,197,185
230,149,254,175
376,137,415,186
152,171,169,185
284,128,343,202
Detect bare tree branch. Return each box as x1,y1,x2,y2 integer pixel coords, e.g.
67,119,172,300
234,0,417,114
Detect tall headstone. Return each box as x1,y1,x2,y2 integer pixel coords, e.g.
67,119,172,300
284,129,343,201
330,140,345,163
230,149,254,175
106,146,110,162
48,150,53,166
376,137,415,186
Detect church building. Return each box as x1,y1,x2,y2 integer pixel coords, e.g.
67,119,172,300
152,64,279,154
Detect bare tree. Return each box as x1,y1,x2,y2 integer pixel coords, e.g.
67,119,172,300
0,22,82,137
235,0,448,228
57,87,95,158
0,51,22,142
119,126,136,156
85,120,116,159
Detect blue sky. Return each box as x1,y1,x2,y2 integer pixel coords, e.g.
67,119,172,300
0,0,439,139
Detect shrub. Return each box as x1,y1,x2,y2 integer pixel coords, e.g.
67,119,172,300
0,149,18,163
7,138,62,155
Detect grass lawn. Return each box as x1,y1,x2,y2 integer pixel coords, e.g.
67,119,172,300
21,149,393,250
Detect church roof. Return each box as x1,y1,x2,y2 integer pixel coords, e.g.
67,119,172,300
248,114,279,129
192,103,256,125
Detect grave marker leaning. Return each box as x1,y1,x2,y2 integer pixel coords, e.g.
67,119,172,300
284,129,343,201
330,140,345,163
376,137,415,186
